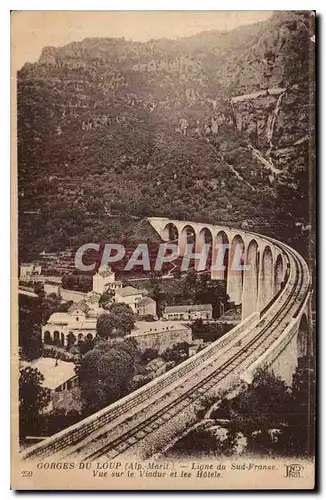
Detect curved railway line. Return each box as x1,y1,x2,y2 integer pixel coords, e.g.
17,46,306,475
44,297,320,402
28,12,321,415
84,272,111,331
24,232,310,462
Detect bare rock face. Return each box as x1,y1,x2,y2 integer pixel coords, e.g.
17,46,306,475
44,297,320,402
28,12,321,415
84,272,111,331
21,11,314,133
38,46,58,66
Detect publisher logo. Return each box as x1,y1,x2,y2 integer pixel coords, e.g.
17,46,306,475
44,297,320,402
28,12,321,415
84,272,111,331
284,464,304,478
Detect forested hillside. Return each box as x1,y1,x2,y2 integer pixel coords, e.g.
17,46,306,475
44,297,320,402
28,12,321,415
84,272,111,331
17,11,315,262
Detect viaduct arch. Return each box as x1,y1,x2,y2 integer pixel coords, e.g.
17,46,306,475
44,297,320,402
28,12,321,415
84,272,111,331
242,239,259,319
274,253,284,295
297,313,310,360
157,218,290,321
152,217,312,383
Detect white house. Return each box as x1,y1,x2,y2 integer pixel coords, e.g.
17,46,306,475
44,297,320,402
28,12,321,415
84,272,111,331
136,296,157,317
114,286,143,313
163,304,213,321
92,266,122,294
20,358,78,413
41,300,98,346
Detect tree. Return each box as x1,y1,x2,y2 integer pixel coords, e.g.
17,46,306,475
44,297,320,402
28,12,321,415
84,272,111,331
232,368,292,435
57,300,73,313
19,295,43,360
62,274,92,293
96,303,135,339
182,269,198,302
19,367,52,439
161,342,189,364
77,340,136,414
142,314,156,321
109,302,135,334
287,357,316,457
210,367,314,457
98,290,114,309
78,339,95,355
96,313,116,339
39,294,62,325
192,320,232,343
140,347,159,363
172,426,236,456
34,282,44,297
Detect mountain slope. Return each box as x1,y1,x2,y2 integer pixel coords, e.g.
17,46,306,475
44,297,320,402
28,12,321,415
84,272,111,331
17,11,315,261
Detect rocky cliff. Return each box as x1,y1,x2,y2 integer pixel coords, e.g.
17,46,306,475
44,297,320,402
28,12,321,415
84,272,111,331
17,11,315,260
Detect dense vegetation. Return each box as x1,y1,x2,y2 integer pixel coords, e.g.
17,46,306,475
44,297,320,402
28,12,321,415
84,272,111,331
96,303,135,338
169,361,315,458
76,338,138,415
19,293,61,360
145,270,228,317
19,367,52,439
191,318,234,343
18,11,315,265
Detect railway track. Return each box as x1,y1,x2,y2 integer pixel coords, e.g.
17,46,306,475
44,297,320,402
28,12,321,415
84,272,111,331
55,239,308,461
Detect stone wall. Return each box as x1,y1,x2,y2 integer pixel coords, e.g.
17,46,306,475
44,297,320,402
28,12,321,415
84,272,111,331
128,327,192,354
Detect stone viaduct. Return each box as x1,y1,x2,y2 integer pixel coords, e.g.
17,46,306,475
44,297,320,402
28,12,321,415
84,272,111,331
20,217,312,462
149,217,288,321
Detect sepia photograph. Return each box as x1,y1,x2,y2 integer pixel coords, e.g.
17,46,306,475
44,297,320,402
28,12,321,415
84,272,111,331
11,9,316,490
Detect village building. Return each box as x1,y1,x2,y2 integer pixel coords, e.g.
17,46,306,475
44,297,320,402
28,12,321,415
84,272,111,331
42,294,190,356
20,262,42,278
136,296,157,317
92,266,122,294
41,300,98,347
162,304,213,321
114,286,143,313
20,358,78,413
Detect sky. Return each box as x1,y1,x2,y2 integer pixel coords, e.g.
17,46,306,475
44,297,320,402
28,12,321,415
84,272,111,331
11,10,273,71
